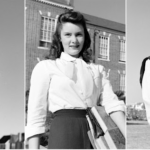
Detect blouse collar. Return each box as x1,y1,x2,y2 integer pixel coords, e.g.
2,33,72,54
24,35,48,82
60,52,82,62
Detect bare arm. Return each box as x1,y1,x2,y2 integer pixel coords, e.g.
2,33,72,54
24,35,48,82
110,111,126,138
28,135,40,149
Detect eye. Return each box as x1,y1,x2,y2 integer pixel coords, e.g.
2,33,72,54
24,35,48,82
65,33,71,36
76,33,83,37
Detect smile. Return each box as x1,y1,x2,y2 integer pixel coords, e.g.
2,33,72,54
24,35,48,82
69,45,79,48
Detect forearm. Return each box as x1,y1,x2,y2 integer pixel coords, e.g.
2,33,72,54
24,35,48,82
110,111,126,138
28,135,40,149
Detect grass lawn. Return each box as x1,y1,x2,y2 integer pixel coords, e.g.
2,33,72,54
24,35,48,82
127,120,150,149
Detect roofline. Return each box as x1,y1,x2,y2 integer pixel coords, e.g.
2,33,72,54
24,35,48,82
87,23,125,33
83,13,125,33
35,0,73,10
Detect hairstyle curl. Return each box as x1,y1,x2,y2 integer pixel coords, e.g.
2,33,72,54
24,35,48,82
139,56,150,87
47,11,92,63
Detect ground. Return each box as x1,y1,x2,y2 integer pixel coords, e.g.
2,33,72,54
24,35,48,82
127,120,150,149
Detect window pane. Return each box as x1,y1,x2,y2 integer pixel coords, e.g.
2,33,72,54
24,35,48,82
120,74,125,91
99,36,108,59
40,16,56,47
120,40,125,61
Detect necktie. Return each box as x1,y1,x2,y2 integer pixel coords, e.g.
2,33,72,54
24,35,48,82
56,57,94,100
75,58,94,99
56,59,75,79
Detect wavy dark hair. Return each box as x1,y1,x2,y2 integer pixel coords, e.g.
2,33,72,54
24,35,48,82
140,56,150,87
47,11,92,63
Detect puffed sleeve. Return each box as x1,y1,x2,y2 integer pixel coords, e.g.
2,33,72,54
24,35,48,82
25,60,51,140
98,65,125,115
142,59,150,124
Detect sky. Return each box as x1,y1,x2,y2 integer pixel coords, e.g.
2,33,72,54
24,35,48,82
0,0,125,138
74,0,125,24
0,0,24,138
127,0,150,104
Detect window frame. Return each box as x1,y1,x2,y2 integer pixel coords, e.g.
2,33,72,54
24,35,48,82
119,39,126,62
98,34,110,61
39,16,56,49
120,73,125,91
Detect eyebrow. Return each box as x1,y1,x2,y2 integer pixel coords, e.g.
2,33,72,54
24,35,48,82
63,31,83,34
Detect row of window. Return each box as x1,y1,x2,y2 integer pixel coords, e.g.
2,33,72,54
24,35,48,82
38,16,125,91
39,16,126,62
99,35,125,62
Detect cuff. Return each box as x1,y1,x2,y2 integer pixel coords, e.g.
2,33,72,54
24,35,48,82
25,126,45,140
104,101,125,115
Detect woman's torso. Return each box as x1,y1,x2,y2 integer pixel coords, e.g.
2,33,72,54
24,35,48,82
40,52,104,113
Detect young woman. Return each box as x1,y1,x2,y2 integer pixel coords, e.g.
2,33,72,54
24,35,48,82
140,56,150,124
25,11,125,149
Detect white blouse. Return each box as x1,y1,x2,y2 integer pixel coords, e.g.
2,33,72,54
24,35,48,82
142,59,150,124
25,52,125,139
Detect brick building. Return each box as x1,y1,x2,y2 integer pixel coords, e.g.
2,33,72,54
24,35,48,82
84,13,126,92
26,0,126,92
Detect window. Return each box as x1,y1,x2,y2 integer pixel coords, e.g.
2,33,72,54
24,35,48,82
120,40,125,62
39,16,56,48
99,35,109,60
120,73,125,91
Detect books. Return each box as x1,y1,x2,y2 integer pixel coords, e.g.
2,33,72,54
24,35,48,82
87,106,125,149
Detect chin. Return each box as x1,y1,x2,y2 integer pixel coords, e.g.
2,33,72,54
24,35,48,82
70,51,80,57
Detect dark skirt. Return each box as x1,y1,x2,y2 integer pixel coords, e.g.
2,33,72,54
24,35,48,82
48,109,92,149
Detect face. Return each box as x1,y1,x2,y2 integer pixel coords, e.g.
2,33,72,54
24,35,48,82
60,22,85,58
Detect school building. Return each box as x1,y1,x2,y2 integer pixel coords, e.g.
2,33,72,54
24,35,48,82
26,0,126,93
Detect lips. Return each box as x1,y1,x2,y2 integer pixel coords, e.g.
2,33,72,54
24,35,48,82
69,45,79,48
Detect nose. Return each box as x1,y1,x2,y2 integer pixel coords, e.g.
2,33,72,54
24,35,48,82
71,35,78,43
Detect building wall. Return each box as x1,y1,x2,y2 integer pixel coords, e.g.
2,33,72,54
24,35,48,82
87,24,125,92
26,0,68,89
26,0,125,92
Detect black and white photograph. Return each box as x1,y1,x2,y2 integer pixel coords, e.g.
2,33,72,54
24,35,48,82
25,0,126,149
0,0,150,149
0,0,24,149
126,0,150,149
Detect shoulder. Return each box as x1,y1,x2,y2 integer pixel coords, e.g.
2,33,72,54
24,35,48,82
87,63,105,79
145,59,150,71
30,60,57,83
34,59,56,69
141,56,150,66
89,63,105,73
146,56,150,60
146,58,150,63
32,59,56,76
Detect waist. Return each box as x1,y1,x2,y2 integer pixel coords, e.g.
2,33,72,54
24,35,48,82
54,109,87,118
